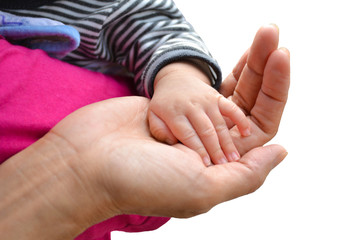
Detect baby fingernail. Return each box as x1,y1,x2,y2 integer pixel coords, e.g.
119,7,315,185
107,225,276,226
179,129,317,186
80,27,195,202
218,157,228,164
228,152,240,162
203,156,211,166
243,128,251,137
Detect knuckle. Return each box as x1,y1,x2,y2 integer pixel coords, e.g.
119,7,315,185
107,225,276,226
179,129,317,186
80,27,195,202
227,101,239,114
246,177,265,195
150,126,164,138
232,91,250,115
198,126,216,139
180,129,198,143
148,120,166,139
242,163,267,195
214,123,228,134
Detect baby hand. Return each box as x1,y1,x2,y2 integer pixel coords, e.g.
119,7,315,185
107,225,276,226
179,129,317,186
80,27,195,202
148,62,251,166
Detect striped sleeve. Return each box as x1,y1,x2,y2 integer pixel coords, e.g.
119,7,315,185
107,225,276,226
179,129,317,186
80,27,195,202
6,0,222,97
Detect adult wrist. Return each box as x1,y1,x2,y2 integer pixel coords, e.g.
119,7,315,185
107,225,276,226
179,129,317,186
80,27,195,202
0,132,116,239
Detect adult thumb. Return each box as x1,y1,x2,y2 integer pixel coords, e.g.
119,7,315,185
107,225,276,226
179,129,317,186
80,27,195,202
205,144,287,205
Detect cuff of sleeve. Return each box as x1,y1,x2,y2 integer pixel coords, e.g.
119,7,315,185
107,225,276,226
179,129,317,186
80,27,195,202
142,48,222,98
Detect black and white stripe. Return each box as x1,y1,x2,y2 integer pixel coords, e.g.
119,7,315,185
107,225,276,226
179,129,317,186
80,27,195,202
4,0,221,97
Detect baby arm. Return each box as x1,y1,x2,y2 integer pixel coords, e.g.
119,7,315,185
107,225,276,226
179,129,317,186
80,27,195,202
148,61,251,166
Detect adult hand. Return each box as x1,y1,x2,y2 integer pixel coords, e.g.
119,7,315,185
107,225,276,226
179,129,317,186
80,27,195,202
220,24,290,155
0,96,287,240
50,96,287,218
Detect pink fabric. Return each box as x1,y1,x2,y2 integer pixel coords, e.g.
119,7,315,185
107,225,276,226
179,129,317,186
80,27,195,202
0,36,170,239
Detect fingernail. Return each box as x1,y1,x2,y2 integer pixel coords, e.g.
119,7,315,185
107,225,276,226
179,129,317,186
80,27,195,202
228,152,240,162
218,157,228,164
269,23,279,33
279,47,290,57
242,128,251,137
273,151,288,168
280,151,289,160
203,156,211,166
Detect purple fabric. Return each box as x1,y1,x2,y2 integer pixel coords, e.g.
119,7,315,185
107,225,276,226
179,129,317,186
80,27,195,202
0,10,80,58
0,36,170,239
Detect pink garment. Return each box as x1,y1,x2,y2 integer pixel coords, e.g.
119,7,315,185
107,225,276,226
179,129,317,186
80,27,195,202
0,36,169,240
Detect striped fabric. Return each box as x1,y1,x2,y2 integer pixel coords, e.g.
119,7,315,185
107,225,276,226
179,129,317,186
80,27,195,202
3,0,221,97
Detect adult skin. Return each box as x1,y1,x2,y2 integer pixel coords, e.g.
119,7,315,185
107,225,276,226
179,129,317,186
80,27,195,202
0,25,290,239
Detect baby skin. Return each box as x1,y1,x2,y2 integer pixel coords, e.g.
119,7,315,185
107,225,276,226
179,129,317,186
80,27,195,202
148,24,287,166
149,61,250,166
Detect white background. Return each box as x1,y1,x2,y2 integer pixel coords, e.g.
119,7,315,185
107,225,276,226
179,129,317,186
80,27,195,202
113,0,360,239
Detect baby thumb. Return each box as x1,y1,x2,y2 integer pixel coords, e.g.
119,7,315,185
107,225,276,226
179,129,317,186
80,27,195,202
148,110,178,145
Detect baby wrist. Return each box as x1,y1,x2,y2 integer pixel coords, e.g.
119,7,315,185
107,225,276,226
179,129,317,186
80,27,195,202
154,61,211,91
